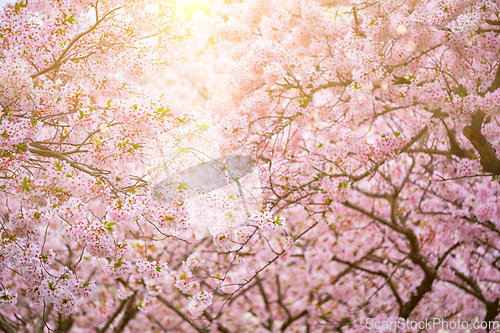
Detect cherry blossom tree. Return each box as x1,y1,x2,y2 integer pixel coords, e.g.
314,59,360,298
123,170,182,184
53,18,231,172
0,0,293,331
207,0,500,331
2,0,500,332
0,0,222,331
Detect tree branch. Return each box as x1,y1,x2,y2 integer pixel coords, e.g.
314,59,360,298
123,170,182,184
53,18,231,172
113,291,139,333
97,297,129,333
0,314,16,333
463,110,500,175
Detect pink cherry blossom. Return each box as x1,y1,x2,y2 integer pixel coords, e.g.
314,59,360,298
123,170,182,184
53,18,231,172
1,0,500,332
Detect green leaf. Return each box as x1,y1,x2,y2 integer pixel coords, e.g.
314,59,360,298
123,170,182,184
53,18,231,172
228,194,237,200
21,177,31,191
199,124,210,131
338,182,348,189
298,97,310,107
275,214,282,226
317,142,323,149
179,182,189,191
113,257,123,268
155,266,162,272
15,143,26,153
14,1,27,14
156,107,171,117
178,147,190,154
62,11,75,24
92,137,102,146
405,73,415,81
34,212,41,220
65,15,75,24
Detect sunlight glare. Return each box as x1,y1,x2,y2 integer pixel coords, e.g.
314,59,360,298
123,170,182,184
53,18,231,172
176,0,214,21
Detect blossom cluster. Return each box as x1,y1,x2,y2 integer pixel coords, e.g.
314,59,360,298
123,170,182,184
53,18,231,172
188,290,213,317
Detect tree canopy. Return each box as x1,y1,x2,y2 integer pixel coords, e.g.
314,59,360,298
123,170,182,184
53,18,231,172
1,0,500,332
